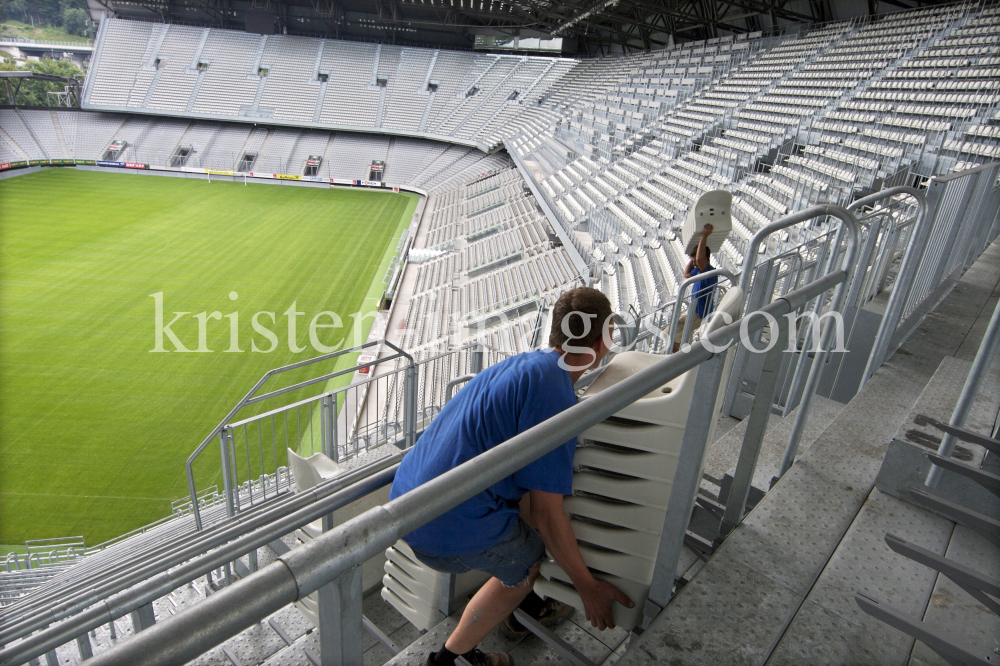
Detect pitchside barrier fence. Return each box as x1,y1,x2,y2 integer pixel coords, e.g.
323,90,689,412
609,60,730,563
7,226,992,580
0,164,997,666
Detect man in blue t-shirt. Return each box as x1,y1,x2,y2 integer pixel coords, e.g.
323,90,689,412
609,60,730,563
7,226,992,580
674,223,718,352
390,287,634,666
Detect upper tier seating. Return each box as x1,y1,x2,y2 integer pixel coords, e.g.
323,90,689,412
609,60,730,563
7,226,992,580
82,19,579,150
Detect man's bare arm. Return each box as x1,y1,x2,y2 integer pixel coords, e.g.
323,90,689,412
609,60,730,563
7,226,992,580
529,490,634,630
695,223,713,271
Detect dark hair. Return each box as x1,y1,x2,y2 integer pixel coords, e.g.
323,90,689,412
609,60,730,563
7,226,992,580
549,287,613,351
690,245,711,259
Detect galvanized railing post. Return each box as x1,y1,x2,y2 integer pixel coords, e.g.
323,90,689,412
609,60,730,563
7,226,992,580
471,343,484,374
861,185,934,387
130,604,156,633
320,393,337,461
219,430,235,519
720,314,789,536
403,363,418,448
317,566,363,666
926,297,1000,488
781,221,846,417
777,208,862,478
228,432,241,513
330,395,339,462
645,351,727,622
75,635,93,661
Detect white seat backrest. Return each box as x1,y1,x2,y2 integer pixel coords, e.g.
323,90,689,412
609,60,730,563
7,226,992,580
694,286,744,341
287,448,343,493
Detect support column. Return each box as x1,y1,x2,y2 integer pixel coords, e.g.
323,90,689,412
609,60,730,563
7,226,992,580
130,603,156,633
318,566,364,666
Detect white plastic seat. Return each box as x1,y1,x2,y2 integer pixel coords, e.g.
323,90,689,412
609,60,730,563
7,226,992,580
287,448,344,539
286,448,344,627
533,287,743,630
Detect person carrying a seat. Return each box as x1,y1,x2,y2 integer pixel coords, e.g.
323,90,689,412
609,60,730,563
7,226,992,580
674,222,718,352
389,287,635,666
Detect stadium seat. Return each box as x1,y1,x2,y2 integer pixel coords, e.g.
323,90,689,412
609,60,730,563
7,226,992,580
533,287,743,630
681,189,733,256
287,448,345,627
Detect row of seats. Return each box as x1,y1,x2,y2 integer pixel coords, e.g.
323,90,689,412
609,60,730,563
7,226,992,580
505,1,991,310
84,19,574,149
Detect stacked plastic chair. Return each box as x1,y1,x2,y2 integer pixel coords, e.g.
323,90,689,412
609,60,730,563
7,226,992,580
533,287,744,629
381,541,489,631
286,449,346,627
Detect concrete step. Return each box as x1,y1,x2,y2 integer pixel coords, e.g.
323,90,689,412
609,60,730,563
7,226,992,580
382,599,629,666
767,335,1000,664
701,394,845,498
614,237,1000,666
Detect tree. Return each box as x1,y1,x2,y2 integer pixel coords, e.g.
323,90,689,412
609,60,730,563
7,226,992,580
62,7,87,35
4,0,87,28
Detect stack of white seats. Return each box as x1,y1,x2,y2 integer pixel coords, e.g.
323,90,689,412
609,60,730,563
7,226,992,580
381,541,489,631
533,287,744,630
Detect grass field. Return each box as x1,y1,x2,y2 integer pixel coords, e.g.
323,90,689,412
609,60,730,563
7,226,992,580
0,168,416,545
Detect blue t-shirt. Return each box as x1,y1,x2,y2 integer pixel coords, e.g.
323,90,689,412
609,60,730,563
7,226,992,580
389,349,578,556
690,264,718,319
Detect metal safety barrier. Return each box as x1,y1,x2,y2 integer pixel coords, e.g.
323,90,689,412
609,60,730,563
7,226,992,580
184,340,415,531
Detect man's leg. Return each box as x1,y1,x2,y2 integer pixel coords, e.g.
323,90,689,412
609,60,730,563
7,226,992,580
444,563,540,654
672,313,688,353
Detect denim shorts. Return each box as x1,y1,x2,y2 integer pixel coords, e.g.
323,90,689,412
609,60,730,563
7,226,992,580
409,517,546,588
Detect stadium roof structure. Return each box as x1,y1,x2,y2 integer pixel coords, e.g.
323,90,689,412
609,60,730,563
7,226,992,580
0,71,82,107
84,0,960,54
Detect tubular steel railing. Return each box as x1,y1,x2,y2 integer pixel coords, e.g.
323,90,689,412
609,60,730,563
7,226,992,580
185,340,414,530
0,453,406,666
863,162,1000,386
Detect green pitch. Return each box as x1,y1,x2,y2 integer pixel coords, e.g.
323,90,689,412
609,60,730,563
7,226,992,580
0,168,416,545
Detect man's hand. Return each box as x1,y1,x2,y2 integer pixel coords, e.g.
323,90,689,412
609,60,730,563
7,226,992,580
702,222,714,236
578,578,634,630
529,490,635,630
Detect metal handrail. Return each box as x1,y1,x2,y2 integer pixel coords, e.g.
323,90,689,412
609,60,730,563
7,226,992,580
0,451,407,664
82,269,851,666
445,375,476,404
667,268,738,351
772,206,862,476
185,340,412,530
847,186,929,391
859,170,988,388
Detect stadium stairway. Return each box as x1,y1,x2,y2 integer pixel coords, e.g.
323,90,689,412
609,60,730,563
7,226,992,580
612,236,1000,666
